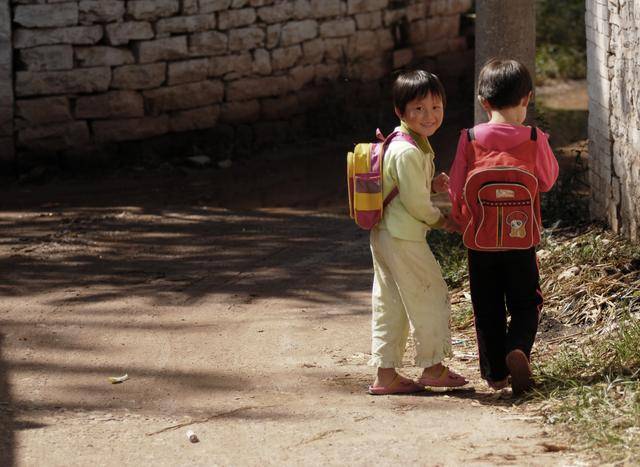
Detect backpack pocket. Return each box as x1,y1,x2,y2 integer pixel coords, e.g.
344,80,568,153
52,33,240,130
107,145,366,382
475,183,535,249
353,172,382,230
353,173,383,229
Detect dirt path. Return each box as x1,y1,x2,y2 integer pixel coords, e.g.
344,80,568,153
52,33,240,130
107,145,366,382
0,163,586,466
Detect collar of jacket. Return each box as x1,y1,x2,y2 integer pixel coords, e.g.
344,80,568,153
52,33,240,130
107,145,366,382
399,120,434,156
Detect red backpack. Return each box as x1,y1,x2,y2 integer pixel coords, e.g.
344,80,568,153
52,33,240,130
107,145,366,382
461,126,542,251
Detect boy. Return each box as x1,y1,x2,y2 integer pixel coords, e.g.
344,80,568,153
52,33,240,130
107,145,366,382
448,59,559,395
368,70,467,395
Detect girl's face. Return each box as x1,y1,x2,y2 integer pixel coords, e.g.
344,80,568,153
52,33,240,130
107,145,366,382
396,92,444,138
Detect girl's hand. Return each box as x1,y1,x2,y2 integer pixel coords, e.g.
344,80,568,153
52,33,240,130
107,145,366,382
432,172,450,193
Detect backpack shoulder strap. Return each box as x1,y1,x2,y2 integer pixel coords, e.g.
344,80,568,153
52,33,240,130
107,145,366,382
530,126,537,141
378,130,417,208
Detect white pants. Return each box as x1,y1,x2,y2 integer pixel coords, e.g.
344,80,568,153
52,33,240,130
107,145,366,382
369,228,452,368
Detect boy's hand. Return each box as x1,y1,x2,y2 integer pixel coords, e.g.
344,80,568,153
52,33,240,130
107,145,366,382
432,172,450,193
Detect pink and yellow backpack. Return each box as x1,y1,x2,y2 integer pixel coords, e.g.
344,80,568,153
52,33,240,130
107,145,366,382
347,129,416,229
461,126,542,250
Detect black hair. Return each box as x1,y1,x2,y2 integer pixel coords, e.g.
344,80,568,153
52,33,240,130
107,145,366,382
477,58,533,109
392,70,446,115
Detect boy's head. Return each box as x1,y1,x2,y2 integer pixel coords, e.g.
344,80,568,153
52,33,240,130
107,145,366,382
393,70,446,138
477,58,533,114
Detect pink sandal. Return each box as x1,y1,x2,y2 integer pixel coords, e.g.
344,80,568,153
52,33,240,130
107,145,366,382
368,375,425,395
418,366,468,388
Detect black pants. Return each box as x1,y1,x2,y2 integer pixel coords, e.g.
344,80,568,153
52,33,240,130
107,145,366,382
468,247,543,382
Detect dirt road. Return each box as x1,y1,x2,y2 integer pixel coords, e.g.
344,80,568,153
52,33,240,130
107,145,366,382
0,148,583,466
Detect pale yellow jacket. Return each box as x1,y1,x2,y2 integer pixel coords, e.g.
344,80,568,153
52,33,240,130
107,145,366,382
377,121,445,241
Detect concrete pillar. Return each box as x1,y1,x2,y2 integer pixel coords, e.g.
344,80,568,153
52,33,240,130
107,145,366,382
475,0,536,124
0,0,14,161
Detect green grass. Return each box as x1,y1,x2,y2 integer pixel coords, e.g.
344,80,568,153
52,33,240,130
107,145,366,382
536,0,586,81
428,229,467,289
533,317,640,462
536,44,587,81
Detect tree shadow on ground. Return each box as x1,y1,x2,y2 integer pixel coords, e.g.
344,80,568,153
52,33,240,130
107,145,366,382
0,335,15,466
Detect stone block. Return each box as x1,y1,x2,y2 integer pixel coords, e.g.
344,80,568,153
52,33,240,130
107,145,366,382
144,80,224,114
182,0,199,15
310,0,341,18
228,27,264,51
382,9,404,27
301,38,324,64
355,12,382,29
156,14,217,35
135,36,189,63
432,15,460,40
16,67,111,97
14,3,78,28
266,24,281,48
377,29,394,51
93,116,170,143
112,63,166,90
127,0,180,21
190,31,228,56
257,3,294,23
320,18,356,38
346,30,378,59
293,0,311,20
75,91,144,119
324,38,347,61
14,26,103,49
220,99,260,124
218,8,256,29
199,0,232,13
347,0,388,15
226,76,291,101
170,105,220,132
281,20,317,46
79,1,125,24
106,21,154,46
168,58,209,85
75,46,135,67
271,45,302,70
19,45,73,71
407,3,427,21
289,64,315,90
208,53,253,78
18,121,90,151
16,96,72,126
252,48,272,75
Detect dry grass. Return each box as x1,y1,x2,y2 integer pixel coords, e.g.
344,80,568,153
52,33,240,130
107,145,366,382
435,222,640,463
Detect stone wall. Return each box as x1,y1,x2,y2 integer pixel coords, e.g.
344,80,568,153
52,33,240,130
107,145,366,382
1,0,472,158
586,0,640,242
0,0,13,160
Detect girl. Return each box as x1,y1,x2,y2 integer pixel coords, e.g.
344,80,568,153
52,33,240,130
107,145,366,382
368,70,468,395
